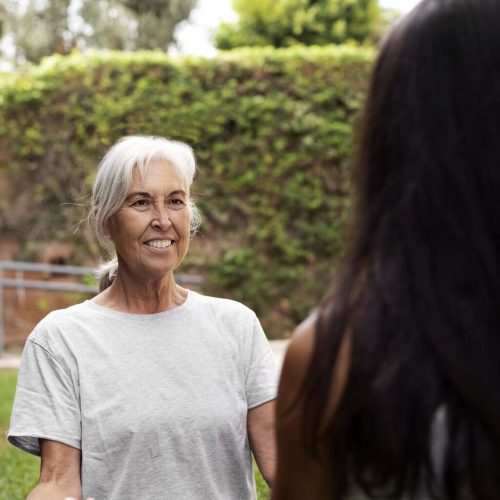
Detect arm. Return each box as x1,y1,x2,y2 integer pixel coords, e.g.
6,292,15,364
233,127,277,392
26,439,82,500
248,400,276,487
271,314,351,500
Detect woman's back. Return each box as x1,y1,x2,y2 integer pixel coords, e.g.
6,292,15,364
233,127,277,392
273,0,500,498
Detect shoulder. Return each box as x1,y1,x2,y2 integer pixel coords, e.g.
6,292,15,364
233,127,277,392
188,292,265,349
278,310,351,426
277,312,318,416
37,301,90,328
29,301,91,346
273,311,337,499
190,291,256,321
285,312,318,369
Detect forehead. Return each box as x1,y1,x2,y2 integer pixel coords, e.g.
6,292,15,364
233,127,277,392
130,158,188,192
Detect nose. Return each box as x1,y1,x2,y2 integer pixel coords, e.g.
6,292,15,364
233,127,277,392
151,205,171,230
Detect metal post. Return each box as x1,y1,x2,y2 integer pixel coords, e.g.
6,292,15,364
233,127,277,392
0,261,203,354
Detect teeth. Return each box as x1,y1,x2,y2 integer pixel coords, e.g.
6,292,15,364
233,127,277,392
146,240,172,248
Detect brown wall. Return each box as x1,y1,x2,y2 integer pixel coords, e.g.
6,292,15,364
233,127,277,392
2,269,93,348
1,268,203,349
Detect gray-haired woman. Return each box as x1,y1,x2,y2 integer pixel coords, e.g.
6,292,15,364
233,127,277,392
8,136,279,500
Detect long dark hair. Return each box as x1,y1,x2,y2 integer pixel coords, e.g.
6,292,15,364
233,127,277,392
301,0,500,498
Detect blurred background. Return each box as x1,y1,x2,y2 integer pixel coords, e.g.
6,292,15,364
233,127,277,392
0,1,420,498
0,0,419,351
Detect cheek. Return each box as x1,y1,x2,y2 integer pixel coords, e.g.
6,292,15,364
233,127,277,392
109,213,149,243
176,211,192,235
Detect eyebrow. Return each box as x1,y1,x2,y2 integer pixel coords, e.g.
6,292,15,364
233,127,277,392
125,190,187,201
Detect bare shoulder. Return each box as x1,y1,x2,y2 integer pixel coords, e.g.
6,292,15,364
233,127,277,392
288,311,318,357
283,312,318,379
273,311,352,499
272,311,336,500
277,312,318,415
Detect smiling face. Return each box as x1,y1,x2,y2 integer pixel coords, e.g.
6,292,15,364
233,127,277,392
107,158,191,280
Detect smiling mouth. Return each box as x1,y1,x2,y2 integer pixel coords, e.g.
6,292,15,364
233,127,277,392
144,240,173,249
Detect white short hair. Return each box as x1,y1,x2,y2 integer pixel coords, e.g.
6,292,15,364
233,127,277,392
90,135,201,251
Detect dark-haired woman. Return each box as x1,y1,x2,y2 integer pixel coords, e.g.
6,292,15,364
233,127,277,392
272,0,500,498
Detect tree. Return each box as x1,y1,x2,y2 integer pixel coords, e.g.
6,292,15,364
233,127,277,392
80,0,197,51
78,1,137,51
0,3,5,39
215,0,381,50
123,0,197,50
1,0,73,63
0,0,198,64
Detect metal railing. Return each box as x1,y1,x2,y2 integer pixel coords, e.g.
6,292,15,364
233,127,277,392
0,261,203,352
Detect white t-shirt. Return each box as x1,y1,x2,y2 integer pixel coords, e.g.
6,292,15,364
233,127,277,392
8,290,279,500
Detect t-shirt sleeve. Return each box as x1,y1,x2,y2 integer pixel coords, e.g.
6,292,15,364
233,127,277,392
245,315,280,409
7,338,81,456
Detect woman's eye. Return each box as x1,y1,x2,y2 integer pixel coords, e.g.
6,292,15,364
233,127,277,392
133,199,149,207
170,198,184,206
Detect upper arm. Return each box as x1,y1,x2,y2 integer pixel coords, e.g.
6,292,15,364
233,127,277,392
8,338,81,456
26,439,81,499
244,314,280,409
272,313,351,500
248,400,276,486
272,314,334,500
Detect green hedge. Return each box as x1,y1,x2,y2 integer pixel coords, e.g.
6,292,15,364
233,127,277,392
0,46,374,338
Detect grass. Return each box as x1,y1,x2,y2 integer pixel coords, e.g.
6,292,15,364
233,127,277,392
0,370,39,500
0,369,270,500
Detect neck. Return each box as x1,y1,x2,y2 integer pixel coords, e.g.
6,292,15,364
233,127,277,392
93,268,188,314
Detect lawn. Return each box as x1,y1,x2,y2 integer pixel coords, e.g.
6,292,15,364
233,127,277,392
0,370,39,500
0,369,270,500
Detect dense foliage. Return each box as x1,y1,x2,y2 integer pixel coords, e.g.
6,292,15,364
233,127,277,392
0,46,373,338
216,0,381,50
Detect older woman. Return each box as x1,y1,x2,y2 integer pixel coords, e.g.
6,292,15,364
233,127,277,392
8,136,278,500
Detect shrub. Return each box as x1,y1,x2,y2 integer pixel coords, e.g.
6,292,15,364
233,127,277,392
0,45,374,338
